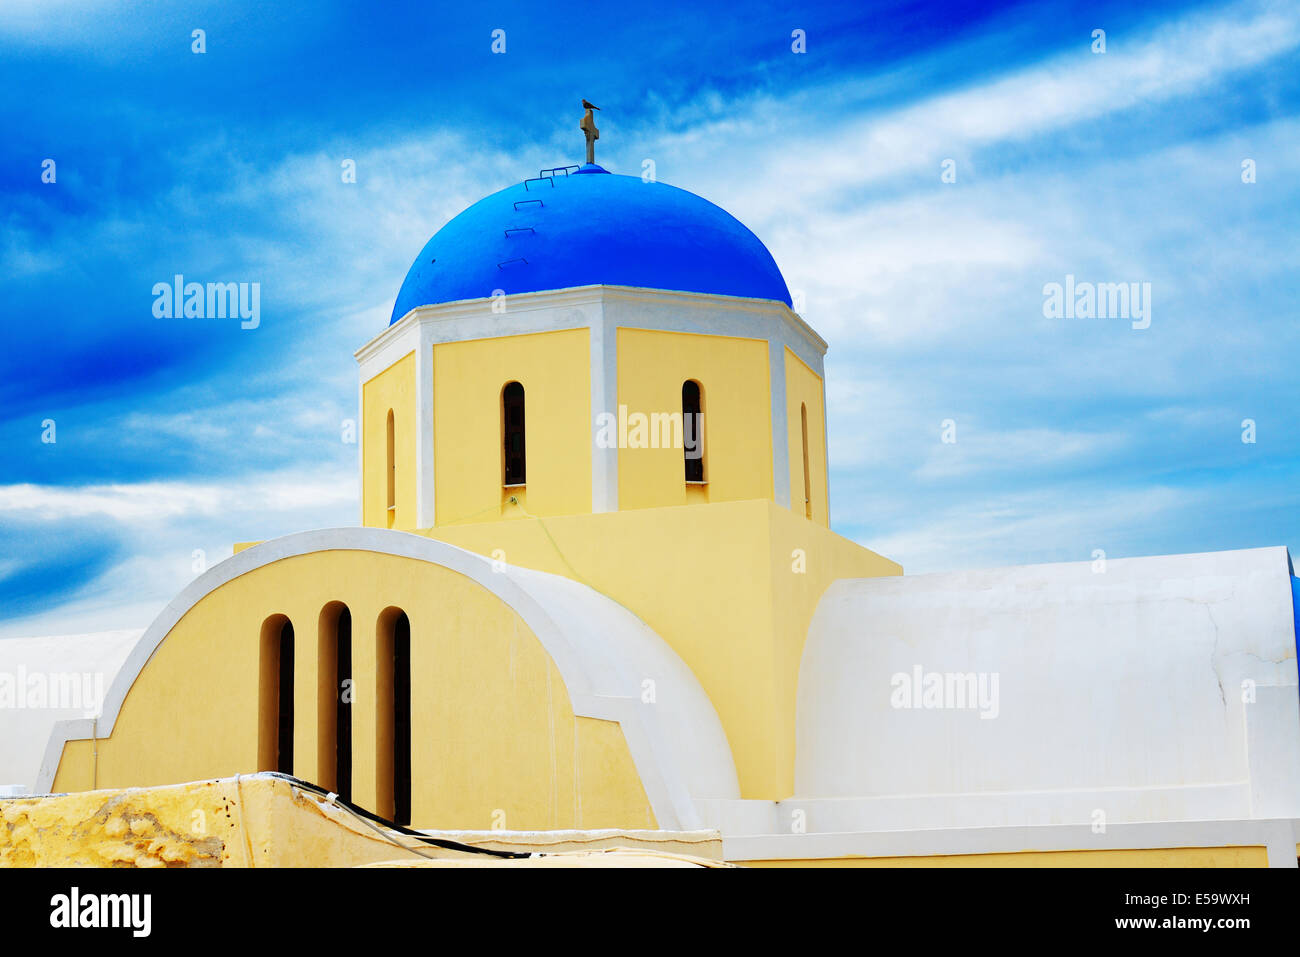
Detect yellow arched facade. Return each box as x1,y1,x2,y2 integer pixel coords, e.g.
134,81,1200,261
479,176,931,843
52,548,655,831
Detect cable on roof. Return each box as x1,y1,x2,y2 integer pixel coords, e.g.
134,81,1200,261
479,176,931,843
261,772,530,859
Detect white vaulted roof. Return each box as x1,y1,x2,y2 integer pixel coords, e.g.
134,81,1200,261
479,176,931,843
0,629,145,793
795,546,1300,830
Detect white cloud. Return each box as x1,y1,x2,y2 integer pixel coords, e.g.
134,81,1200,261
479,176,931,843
0,467,359,638
913,427,1130,481
851,484,1200,573
0,0,142,49
0,470,354,523
666,0,1300,215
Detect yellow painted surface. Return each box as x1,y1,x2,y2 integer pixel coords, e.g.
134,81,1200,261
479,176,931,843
51,549,653,832
0,775,413,868
785,347,829,527
766,502,900,784
1,779,231,868
616,328,772,510
428,499,901,799
1,775,714,867
362,351,416,529
740,847,1270,867
433,329,591,526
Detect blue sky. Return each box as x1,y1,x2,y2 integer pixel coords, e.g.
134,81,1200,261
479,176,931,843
1,0,1297,636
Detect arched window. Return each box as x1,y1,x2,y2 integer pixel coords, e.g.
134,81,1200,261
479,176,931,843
385,409,396,527
376,607,412,825
258,615,294,774
800,402,812,520
682,379,705,483
317,603,352,803
502,381,526,487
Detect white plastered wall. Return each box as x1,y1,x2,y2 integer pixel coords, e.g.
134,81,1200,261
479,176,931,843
793,546,1300,832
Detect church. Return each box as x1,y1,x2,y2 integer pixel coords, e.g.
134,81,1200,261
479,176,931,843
2,113,1298,867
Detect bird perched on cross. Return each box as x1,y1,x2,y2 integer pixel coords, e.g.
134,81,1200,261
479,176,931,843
580,99,600,165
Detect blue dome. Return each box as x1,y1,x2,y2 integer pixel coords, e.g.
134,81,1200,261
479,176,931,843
390,166,791,323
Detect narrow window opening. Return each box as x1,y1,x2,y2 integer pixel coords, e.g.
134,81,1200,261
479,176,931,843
393,612,411,825
502,381,526,487
336,608,352,802
800,402,812,519
683,379,705,483
259,615,294,773
377,608,412,825
317,603,352,803
385,409,396,525
277,621,294,774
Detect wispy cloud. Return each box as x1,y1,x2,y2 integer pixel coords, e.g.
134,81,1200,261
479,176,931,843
0,472,354,522
0,467,356,635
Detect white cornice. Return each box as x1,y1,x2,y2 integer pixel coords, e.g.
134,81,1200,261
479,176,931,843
355,285,827,366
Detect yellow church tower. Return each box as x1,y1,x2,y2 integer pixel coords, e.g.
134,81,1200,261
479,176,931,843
359,164,834,530
354,149,900,802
